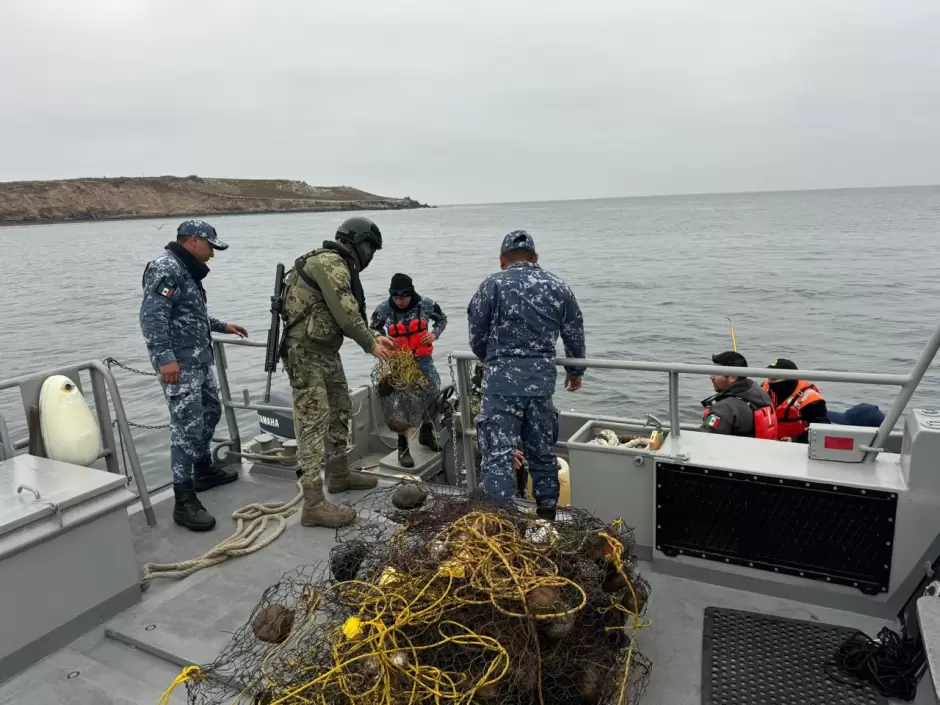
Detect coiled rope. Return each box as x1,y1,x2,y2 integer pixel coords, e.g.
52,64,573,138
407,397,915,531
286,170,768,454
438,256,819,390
140,479,304,588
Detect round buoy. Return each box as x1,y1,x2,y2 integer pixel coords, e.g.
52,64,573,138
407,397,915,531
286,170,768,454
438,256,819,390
392,483,428,510
251,604,294,644
525,585,562,616
330,541,369,582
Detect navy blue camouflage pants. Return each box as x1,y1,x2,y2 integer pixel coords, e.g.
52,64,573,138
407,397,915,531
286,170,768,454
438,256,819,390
160,363,222,487
417,357,441,401
476,394,559,508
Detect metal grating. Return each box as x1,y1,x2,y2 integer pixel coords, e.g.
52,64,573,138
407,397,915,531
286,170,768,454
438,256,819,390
702,606,886,705
656,462,898,594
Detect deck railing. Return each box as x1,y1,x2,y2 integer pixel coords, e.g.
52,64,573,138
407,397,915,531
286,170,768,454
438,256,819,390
209,323,940,493
448,323,940,487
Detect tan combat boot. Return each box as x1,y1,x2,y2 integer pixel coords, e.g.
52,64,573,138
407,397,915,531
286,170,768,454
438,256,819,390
300,480,356,528
326,451,378,493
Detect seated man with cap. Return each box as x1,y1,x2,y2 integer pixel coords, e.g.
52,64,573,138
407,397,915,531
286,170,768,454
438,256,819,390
701,351,775,438
760,358,830,443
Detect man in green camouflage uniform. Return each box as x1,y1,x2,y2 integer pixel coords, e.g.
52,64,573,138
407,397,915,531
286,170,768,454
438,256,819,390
280,216,396,527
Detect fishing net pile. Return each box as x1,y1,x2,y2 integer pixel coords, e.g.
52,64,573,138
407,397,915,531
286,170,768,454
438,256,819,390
184,484,652,705
372,349,431,434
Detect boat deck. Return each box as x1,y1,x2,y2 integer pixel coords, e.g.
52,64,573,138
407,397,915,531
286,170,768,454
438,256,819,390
0,465,935,705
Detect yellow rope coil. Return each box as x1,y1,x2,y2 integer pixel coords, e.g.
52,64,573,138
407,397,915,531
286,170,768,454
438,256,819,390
378,348,427,392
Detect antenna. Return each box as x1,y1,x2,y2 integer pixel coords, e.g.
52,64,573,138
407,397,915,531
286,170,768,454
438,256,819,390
724,317,738,352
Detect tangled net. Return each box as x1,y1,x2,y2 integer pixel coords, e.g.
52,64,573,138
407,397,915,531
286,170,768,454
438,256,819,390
177,485,652,705
372,349,430,434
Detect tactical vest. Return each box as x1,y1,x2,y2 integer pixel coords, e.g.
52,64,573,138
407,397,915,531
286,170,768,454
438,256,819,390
278,248,331,354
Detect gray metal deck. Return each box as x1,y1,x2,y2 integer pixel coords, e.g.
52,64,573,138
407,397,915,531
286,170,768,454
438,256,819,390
0,468,934,705
5,326,940,705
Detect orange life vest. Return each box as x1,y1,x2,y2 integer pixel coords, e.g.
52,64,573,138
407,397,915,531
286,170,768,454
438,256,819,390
760,380,824,440
387,319,433,357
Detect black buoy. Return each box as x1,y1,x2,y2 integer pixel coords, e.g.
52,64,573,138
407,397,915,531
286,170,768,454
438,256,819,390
329,541,369,583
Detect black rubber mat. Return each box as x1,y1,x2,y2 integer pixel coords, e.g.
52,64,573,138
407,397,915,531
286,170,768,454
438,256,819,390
702,606,887,705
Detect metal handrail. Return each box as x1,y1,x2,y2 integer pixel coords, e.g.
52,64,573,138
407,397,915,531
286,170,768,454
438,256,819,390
207,322,940,487
448,351,911,386
0,360,156,526
450,322,940,465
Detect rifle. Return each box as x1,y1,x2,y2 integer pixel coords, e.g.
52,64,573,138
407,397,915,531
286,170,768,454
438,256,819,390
262,263,285,403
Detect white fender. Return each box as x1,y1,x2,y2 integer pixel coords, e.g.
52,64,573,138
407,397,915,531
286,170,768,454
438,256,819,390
39,375,101,467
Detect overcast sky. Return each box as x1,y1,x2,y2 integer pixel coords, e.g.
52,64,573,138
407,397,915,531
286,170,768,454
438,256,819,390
2,0,939,204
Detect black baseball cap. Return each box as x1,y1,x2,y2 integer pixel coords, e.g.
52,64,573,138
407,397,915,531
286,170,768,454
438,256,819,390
712,351,747,368
767,358,798,371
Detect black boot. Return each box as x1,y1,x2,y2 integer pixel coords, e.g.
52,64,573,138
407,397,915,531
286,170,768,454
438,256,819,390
418,421,440,452
193,457,239,492
536,506,556,522
398,434,414,469
173,484,216,532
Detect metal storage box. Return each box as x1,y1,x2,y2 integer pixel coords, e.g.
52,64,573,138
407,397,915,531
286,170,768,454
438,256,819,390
566,419,664,560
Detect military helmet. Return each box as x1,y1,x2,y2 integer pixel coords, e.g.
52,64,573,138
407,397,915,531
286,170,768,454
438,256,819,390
336,216,383,250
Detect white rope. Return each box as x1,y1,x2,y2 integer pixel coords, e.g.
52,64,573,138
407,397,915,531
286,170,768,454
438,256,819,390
225,448,298,463
140,480,305,587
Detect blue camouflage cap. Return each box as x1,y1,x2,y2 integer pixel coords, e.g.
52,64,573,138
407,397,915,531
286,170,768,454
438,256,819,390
500,229,536,255
177,219,228,250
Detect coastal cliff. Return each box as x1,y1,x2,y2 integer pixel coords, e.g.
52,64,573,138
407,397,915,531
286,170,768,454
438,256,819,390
0,176,428,224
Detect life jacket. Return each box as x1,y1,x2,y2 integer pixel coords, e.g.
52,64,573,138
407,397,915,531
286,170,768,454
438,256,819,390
760,380,824,440
702,397,778,440
387,318,433,357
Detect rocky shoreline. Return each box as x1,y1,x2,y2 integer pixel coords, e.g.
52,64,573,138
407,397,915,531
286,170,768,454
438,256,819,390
0,175,430,225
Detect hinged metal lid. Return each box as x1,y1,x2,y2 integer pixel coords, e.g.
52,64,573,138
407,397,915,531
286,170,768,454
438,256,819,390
0,454,128,537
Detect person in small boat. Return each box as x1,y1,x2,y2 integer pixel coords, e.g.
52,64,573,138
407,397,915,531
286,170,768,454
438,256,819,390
760,358,829,443
467,229,586,520
139,219,248,532
279,216,397,529
370,273,448,468
701,351,775,438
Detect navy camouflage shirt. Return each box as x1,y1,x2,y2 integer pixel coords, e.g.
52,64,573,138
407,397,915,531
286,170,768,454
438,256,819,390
139,250,227,369
467,262,586,396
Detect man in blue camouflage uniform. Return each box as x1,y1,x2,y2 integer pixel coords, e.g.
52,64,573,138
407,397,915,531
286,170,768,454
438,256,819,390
467,230,586,520
370,273,448,468
139,220,248,532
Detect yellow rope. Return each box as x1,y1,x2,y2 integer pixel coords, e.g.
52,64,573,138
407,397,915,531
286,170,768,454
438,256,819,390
378,348,427,392
157,665,205,705
597,528,653,705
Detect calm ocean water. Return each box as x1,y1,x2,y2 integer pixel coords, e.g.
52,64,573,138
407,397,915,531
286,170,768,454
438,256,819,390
2,185,940,491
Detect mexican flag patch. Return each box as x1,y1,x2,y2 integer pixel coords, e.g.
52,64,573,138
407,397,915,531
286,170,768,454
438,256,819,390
705,414,721,429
